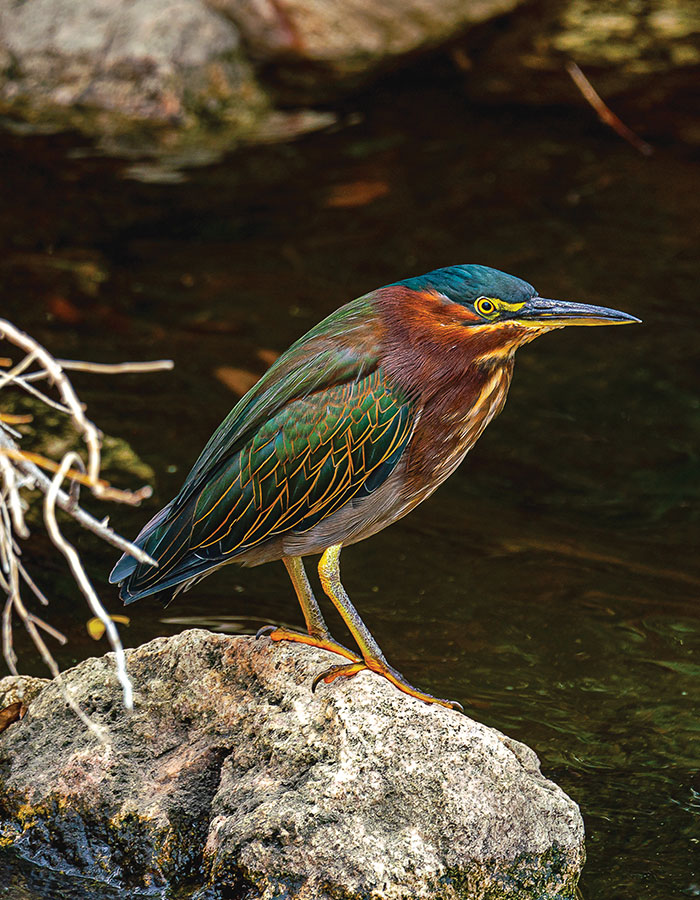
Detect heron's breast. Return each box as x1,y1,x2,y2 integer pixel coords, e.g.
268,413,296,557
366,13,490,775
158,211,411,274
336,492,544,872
403,364,513,503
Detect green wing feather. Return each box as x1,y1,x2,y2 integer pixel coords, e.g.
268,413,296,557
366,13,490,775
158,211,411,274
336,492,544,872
179,294,380,505
111,294,416,601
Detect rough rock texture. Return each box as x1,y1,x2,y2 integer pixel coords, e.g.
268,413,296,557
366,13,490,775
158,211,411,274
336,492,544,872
0,629,584,899
0,675,48,708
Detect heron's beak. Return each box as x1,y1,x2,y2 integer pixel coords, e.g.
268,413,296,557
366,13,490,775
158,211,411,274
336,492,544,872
514,298,642,327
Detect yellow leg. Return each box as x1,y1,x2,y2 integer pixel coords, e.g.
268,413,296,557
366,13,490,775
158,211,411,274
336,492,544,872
257,556,360,663
315,544,463,712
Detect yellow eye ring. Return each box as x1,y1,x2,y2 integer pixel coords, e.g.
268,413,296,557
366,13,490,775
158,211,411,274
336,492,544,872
476,297,498,317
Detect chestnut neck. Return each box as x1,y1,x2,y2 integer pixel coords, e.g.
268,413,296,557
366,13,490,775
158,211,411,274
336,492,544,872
375,285,522,404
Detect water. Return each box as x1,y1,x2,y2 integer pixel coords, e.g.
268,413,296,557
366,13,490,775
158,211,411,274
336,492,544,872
0,68,698,899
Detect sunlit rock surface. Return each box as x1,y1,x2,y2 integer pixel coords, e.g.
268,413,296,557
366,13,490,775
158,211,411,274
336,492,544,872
0,0,518,160
0,629,583,898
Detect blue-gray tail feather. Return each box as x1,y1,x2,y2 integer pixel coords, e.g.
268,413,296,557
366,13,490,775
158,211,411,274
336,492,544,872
109,501,210,605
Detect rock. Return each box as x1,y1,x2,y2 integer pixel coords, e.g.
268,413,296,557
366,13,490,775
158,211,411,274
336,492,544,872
0,629,584,898
209,0,524,92
0,0,331,162
0,0,523,161
0,674,49,708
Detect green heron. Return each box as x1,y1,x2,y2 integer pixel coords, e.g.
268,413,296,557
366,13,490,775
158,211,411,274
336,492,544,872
111,265,639,710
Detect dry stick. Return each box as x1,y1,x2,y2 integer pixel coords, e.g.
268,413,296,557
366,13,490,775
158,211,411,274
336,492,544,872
0,427,157,567
0,320,104,493
0,446,152,505
44,452,134,711
26,612,67,645
0,351,39,392
0,452,29,538
16,559,51,608
19,359,174,383
10,376,73,414
2,595,17,673
566,61,653,156
57,359,174,375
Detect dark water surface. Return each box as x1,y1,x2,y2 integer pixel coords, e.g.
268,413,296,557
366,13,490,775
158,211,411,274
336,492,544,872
1,73,698,899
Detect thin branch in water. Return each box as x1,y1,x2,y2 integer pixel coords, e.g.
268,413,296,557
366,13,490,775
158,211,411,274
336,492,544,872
44,453,134,710
26,612,67,645
566,61,653,156
56,358,174,375
17,559,50,607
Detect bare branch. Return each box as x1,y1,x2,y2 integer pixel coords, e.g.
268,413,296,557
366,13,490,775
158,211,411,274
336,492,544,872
566,61,653,156
44,453,133,710
57,358,174,375
0,317,173,731
27,612,67,645
0,428,157,566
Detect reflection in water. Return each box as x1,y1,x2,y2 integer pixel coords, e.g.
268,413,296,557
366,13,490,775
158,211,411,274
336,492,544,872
0,69,698,899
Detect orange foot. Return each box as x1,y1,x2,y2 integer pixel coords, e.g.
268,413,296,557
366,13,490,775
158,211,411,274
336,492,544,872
311,659,464,712
256,625,360,664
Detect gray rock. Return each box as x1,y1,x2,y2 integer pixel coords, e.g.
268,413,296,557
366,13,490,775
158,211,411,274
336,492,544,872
0,0,330,161
209,0,523,81
0,0,521,161
0,629,584,898
0,674,49,708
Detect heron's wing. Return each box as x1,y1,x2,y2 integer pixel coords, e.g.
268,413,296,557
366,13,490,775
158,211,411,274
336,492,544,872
110,294,382,592
179,294,381,506
113,366,415,603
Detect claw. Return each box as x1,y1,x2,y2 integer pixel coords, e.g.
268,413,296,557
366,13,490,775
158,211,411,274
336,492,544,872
312,661,365,692
256,624,277,639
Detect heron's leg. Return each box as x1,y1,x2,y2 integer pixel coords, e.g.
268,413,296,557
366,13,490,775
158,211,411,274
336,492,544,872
314,544,463,712
257,555,360,663
284,555,331,640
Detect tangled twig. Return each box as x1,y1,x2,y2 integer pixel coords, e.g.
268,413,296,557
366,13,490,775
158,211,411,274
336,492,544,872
0,317,173,719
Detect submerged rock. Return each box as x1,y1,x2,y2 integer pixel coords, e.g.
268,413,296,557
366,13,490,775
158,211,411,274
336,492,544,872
0,629,584,898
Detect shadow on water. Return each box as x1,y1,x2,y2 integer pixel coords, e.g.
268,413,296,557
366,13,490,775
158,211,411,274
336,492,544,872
0,65,698,899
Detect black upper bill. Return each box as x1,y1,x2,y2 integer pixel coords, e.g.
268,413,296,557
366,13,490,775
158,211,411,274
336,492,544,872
514,297,642,327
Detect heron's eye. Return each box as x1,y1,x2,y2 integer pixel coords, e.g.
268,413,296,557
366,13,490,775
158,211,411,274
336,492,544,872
475,297,498,318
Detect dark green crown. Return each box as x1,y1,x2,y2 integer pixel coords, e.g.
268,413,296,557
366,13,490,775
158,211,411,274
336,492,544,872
393,264,536,306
